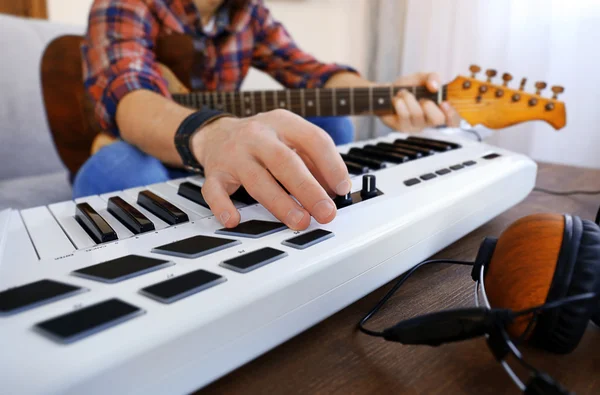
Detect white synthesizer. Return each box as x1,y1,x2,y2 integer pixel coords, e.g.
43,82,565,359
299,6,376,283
0,130,536,394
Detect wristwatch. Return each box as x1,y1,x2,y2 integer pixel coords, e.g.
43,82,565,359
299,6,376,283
174,108,232,173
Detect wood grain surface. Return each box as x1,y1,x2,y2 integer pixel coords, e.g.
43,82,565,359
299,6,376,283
199,162,600,394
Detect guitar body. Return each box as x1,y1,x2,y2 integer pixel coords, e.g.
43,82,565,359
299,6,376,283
41,34,196,178
41,34,566,180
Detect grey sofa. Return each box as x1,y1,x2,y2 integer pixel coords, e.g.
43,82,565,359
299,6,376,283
0,14,85,210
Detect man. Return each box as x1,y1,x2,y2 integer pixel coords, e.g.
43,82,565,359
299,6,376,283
77,0,459,231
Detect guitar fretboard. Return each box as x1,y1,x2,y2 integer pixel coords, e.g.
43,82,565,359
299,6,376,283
172,86,447,118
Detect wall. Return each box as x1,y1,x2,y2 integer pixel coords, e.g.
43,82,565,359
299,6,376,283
47,0,371,91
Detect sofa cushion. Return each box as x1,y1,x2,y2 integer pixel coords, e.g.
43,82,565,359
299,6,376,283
0,171,72,210
0,14,85,181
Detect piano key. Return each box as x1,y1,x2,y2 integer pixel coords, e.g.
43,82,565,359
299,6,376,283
107,196,155,234
2,210,39,267
392,140,436,156
407,135,461,149
48,201,95,249
137,190,189,225
362,146,412,162
349,147,407,164
147,183,211,218
75,196,133,240
34,299,144,344
281,229,335,250
152,235,240,259
183,179,251,208
394,138,451,152
215,220,287,239
75,203,118,244
177,182,209,209
166,178,193,188
340,153,388,170
345,161,369,175
140,269,225,304
220,247,287,273
100,192,168,230
20,206,75,260
375,143,423,159
72,255,173,284
0,279,85,316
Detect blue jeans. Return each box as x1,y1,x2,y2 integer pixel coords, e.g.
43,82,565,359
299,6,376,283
72,116,354,199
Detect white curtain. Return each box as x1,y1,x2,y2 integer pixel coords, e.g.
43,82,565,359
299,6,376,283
371,0,600,168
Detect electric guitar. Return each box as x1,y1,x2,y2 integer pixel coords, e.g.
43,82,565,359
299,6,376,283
40,34,566,178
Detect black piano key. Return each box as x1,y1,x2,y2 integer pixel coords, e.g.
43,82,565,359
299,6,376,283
392,140,436,156
345,161,369,175
140,269,225,304
137,190,188,225
375,142,423,159
178,182,209,209
0,279,85,316
282,229,335,250
34,299,143,344
348,148,405,164
220,247,287,273
107,196,155,234
340,153,387,170
362,144,410,163
407,135,461,149
230,187,257,205
75,202,118,244
395,138,451,152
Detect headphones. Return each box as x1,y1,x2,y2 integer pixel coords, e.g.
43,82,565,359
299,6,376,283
359,213,600,395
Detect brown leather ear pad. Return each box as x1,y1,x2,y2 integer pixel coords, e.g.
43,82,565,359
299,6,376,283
533,217,600,353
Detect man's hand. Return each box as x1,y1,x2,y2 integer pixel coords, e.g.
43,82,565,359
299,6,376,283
192,109,352,230
380,72,460,132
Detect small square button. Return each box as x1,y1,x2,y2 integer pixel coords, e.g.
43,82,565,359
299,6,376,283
282,229,334,250
449,164,464,171
220,247,287,273
435,169,451,176
404,178,421,187
420,173,437,181
463,160,477,166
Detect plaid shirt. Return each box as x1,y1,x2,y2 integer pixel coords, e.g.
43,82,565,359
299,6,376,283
82,0,356,136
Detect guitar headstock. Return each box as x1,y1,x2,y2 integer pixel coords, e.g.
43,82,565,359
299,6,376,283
446,65,566,130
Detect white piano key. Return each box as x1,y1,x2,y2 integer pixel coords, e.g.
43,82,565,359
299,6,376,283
99,191,168,230
187,175,205,185
147,183,211,218
48,201,95,249
0,211,41,288
74,196,134,240
20,206,75,260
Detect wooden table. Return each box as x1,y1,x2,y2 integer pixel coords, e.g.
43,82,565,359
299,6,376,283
201,163,600,394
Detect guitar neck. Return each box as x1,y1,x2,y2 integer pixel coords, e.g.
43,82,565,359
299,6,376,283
172,85,447,118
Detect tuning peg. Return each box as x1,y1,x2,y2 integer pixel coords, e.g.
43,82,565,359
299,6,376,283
469,65,481,78
485,69,497,82
551,85,564,99
519,78,527,91
535,81,547,95
502,73,513,87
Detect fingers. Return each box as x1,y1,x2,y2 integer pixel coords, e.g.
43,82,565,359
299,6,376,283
425,72,441,92
240,160,311,230
421,99,446,126
441,101,461,127
266,110,352,198
201,176,241,228
259,139,337,225
398,90,425,129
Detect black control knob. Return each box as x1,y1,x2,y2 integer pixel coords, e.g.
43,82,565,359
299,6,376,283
361,174,378,200
334,192,353,209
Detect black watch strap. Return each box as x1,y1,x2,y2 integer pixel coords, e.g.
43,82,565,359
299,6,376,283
174,108,232,173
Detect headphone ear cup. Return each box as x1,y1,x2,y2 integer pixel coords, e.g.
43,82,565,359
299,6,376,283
533,218,600,353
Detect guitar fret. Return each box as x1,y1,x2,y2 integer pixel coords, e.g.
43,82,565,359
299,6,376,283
437,87,443,104
350,87,354,115
412,86,417,96
213,91,218,110
230,91,236,116
332,88,336,116
390,85,394,105
286,90,291,111
240,91,246,116
300,89,306,117
250,92,256,115
368,86,373,114
261,90,266,113
316,88,320,116
274,91,278,110
221,91,227,112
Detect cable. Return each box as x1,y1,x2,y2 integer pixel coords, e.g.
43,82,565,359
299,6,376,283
533,187,600,196
460,127,482,142
358,259,474,337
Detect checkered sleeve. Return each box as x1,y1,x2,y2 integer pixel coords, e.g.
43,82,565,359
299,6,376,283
81,0,170,136
250,0,358,89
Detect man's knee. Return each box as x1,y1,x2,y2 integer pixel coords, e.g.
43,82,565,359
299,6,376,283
72,140,170,198
306,116,355,145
